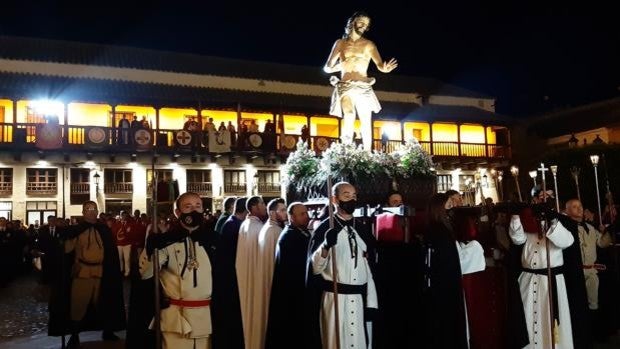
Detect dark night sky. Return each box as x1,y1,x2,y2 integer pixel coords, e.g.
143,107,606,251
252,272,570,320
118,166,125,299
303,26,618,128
2,1,619,117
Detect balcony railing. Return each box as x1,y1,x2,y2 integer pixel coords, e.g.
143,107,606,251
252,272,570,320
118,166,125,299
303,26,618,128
187,182,213,195
70,182,90,194
104,182,133,194
0,122,511,159
224,183,247,193
257,183,281,193
0,182,12,196
26,182,57,195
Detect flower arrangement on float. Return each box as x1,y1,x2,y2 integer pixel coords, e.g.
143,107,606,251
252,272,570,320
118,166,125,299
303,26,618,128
284,139,436,207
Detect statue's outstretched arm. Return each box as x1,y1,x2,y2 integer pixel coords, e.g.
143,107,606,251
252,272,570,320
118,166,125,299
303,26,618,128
370,42,398,73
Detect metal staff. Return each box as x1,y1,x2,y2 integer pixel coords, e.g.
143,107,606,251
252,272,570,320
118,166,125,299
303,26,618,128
601,154,619,286
550,166,560,211
538,162,556,349
326,176,341,349
570,167,581,201
510,166,523,202
151,156,162,349
591,155,603,226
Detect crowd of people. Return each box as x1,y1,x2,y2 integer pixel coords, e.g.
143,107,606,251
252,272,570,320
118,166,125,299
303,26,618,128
10,181,619,349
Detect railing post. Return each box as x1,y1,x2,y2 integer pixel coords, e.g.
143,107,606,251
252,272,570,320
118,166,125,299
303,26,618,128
429,123,434,155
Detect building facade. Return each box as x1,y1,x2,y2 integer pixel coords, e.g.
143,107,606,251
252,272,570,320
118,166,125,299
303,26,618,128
0,36,513,223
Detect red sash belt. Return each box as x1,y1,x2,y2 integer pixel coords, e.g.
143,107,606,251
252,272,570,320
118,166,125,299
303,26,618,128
169,298,211,307
583,264,606,271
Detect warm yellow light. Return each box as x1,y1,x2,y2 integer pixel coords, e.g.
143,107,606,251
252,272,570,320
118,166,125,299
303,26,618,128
311,116,339,137
432,123,458,142
460,124,485,143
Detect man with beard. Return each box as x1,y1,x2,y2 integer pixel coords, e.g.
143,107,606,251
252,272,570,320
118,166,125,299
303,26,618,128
140,192,214,349
308,182,378,349
256,198,288,347
236,196,267,349
324,12,397,151
265,202,311,349
58,201,125,349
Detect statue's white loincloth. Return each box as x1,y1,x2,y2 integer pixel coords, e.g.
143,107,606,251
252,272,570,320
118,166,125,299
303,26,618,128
329,76,381,118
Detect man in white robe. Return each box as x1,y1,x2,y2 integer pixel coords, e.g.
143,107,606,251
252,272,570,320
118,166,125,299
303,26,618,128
256,198,287,347
509,209,575,349
310,182,378,349
236,196,267,349
565,199,612,310
140,192,213,349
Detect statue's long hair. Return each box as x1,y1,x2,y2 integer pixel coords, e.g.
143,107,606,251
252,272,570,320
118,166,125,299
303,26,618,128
343,11,371,39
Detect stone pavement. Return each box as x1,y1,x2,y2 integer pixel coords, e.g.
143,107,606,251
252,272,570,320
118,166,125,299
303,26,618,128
1,271,619,348
0,272,127,348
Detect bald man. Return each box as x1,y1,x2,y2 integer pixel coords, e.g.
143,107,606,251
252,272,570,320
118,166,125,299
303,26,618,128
565,199,612,310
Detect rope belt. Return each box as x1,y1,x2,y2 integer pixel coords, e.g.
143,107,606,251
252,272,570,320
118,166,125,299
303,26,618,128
169,298,211,308
583,264,607,271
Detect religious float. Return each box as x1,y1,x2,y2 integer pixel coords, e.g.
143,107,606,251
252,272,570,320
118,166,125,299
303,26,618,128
283,139,436,209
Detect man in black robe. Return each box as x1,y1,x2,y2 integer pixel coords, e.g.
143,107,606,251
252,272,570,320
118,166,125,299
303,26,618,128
265,202,311,349
211,197,247,349
49,201,126,348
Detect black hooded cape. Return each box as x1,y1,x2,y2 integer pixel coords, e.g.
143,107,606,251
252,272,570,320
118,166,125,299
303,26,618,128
48,221,126,336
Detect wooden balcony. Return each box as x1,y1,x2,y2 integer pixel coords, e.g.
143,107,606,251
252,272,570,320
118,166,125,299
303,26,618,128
104,182,133,194
70,182,90,194
224,183,247,193
257,183,281,193
187,182,213,196
0,122,511,160
26,182,57,195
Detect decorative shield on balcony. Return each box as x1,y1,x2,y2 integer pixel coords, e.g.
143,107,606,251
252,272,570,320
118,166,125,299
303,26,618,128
314,137,330,153
134,129,153,152
35,123,63,150
174,130,192,149
247,133,263,150
86,127,109,149
281,135,298,151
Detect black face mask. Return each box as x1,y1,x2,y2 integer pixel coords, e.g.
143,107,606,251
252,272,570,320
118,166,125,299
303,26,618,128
338,199,357,215
179,211,203,228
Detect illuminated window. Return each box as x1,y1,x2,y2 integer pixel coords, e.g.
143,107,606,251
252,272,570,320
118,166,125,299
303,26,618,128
104,169,133,194
187,170,213,196
0,168,12,197
26,168,57,195
224,170,247,193
257,170,281,193
437,175,452,192
70,169,90,205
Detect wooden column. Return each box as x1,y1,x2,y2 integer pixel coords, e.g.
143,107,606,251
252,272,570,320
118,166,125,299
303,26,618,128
429,122,434,155
457,123,462,157
63,101,68,143
12,99,17,124
484,125,489,157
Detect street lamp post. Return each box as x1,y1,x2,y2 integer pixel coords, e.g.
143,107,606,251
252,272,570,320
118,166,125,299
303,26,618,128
94,171,101,193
